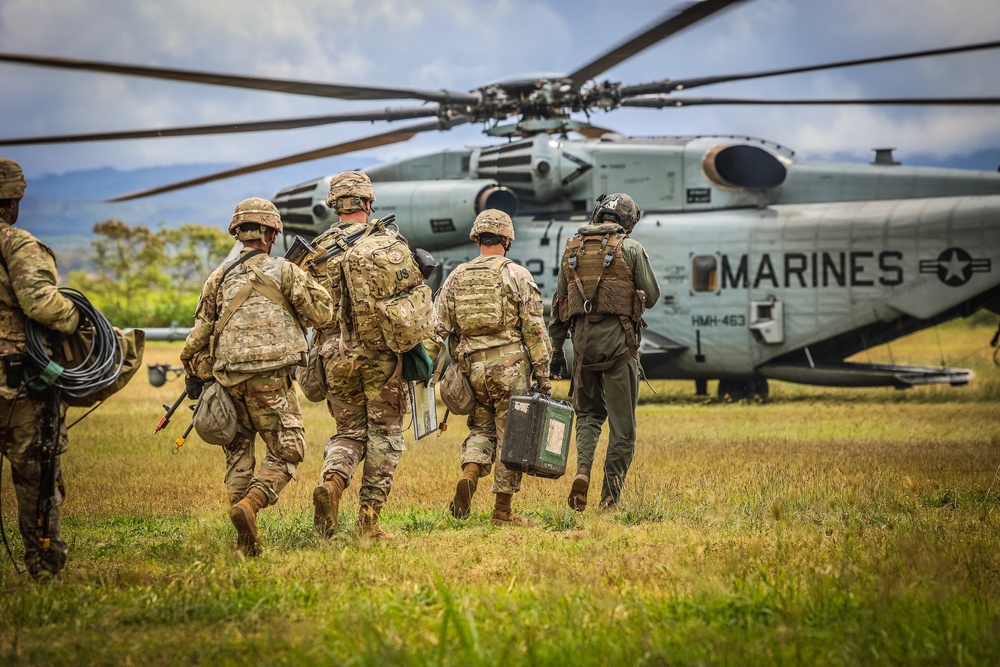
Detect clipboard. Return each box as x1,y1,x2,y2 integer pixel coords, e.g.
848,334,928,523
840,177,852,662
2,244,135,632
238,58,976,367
408,380,438,440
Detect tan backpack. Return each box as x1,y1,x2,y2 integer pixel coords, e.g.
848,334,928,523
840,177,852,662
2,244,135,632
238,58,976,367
340,223,436,353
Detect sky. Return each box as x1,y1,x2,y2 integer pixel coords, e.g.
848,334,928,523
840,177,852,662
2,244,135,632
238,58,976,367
2,0,999,188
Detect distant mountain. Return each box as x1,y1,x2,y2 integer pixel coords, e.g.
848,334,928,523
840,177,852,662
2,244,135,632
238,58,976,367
19,158,377,272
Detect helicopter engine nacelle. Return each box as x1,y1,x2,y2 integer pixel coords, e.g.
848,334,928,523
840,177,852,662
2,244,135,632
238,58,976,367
472,134,593,204
683,139,789,210
373,180,517,251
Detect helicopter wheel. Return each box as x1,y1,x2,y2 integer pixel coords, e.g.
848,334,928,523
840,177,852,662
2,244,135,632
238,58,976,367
717,378,769,403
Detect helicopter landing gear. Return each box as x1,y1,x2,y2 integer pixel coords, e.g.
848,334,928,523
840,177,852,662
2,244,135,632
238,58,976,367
717,378,769,403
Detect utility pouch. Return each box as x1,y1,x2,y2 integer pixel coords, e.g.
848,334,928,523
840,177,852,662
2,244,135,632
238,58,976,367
299,345,328,403
3,353,24,388
439,362,477,416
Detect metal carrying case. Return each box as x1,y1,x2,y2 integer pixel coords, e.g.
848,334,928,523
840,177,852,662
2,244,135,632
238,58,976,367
500,392,574,479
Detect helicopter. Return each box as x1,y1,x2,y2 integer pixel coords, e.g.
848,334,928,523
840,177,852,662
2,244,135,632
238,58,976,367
1,0,999,400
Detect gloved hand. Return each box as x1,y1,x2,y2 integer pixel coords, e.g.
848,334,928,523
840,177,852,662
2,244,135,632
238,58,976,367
550,349,568,380
536,378,552,395
185,375,205,400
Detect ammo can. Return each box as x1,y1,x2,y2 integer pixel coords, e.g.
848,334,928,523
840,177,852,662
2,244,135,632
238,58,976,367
500,392,574,479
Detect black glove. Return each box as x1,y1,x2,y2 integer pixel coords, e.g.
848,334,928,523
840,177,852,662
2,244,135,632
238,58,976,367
550,350,568,380
185,375,205,400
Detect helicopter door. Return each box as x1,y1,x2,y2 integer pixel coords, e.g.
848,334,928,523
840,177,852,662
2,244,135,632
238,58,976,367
749,297,784,344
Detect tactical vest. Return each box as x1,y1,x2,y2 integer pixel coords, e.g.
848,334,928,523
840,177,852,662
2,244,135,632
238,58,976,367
450,256,512,337
213,255,307,373
560,231,637,319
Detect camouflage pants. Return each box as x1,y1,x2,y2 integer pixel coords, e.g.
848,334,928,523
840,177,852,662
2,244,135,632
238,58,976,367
319,341,406,506
0,394,69,578
222,373,305,506
462,349,531,495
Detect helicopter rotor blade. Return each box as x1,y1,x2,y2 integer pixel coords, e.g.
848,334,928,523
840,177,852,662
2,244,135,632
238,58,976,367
0,107,441,146
622,95,1000,108
0,52,479,105
572,124,618,139
567,0,745,84
621,40,1000,96
106,118,471,202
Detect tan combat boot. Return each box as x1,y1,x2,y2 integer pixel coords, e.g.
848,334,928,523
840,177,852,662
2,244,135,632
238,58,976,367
449,463,481,519
356,503,395,541
491,492,532,527
567,469,591,512
228,487,267,557
313,474,347,538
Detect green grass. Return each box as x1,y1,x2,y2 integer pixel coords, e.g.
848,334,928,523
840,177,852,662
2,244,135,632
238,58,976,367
1,319,999,665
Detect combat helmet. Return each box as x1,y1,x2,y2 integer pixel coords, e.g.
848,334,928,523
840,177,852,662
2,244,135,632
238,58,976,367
591,193,640,232
327,170,375,214
0,158,26,200
469,209,515,242
228,197,283,239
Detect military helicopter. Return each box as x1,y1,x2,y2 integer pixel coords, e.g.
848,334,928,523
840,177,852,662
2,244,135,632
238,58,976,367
2,0,999,400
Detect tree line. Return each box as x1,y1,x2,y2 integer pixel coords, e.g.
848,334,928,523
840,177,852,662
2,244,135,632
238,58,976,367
68,220,233,328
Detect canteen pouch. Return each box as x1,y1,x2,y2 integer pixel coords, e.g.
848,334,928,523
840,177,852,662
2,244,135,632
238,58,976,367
299,345,328,402
192,380,238,446
439,362,476,416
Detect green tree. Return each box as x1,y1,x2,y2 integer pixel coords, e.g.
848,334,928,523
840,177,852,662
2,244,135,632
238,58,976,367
160,223,233,292
76,220,167,310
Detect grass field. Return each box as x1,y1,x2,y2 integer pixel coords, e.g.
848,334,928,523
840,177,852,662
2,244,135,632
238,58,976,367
1,319,999,665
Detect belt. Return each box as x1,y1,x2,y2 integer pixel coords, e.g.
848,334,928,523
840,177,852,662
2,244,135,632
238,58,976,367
467,342,525,364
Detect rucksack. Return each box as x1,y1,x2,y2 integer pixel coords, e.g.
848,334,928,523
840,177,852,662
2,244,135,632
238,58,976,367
340,223,436,353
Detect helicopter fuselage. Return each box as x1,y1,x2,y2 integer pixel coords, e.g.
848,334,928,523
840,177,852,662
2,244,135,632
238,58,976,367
271,134,1000,394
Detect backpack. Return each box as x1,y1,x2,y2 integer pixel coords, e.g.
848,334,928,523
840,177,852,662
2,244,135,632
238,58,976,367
340,223,436,353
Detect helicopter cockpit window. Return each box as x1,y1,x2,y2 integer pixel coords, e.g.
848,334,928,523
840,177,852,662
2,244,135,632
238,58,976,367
692,255,718,293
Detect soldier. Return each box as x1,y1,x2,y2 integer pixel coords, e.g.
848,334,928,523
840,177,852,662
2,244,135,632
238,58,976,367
549,193,660,512
311,171,423,541
181,198,333,557
434,209,551,526
0,158,80,579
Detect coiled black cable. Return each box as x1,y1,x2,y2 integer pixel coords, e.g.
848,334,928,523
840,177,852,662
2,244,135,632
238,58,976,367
24,287,123,400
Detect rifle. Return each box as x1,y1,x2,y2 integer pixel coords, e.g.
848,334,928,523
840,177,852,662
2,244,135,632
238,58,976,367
35,389,60,552
154,389,188,434
283,235,317,265
305,214,396,271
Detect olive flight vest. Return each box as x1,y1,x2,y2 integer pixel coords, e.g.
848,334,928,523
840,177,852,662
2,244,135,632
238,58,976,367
560,230,637,320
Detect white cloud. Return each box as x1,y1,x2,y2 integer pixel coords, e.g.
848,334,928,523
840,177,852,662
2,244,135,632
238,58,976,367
1,0,997,178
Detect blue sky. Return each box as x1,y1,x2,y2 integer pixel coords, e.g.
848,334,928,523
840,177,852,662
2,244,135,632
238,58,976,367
1,0,998,184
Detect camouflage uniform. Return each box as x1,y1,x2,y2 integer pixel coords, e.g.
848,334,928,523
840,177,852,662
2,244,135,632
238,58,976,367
181,242,333,506
436,256,551,491
434,210,551,522
0,158,79,578
549,194,660,510
312,171,425,539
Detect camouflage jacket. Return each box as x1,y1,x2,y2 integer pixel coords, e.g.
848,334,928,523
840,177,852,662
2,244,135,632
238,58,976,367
0,220,79,398
434,254,551,382
181,249,333,386
548,223,660,354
